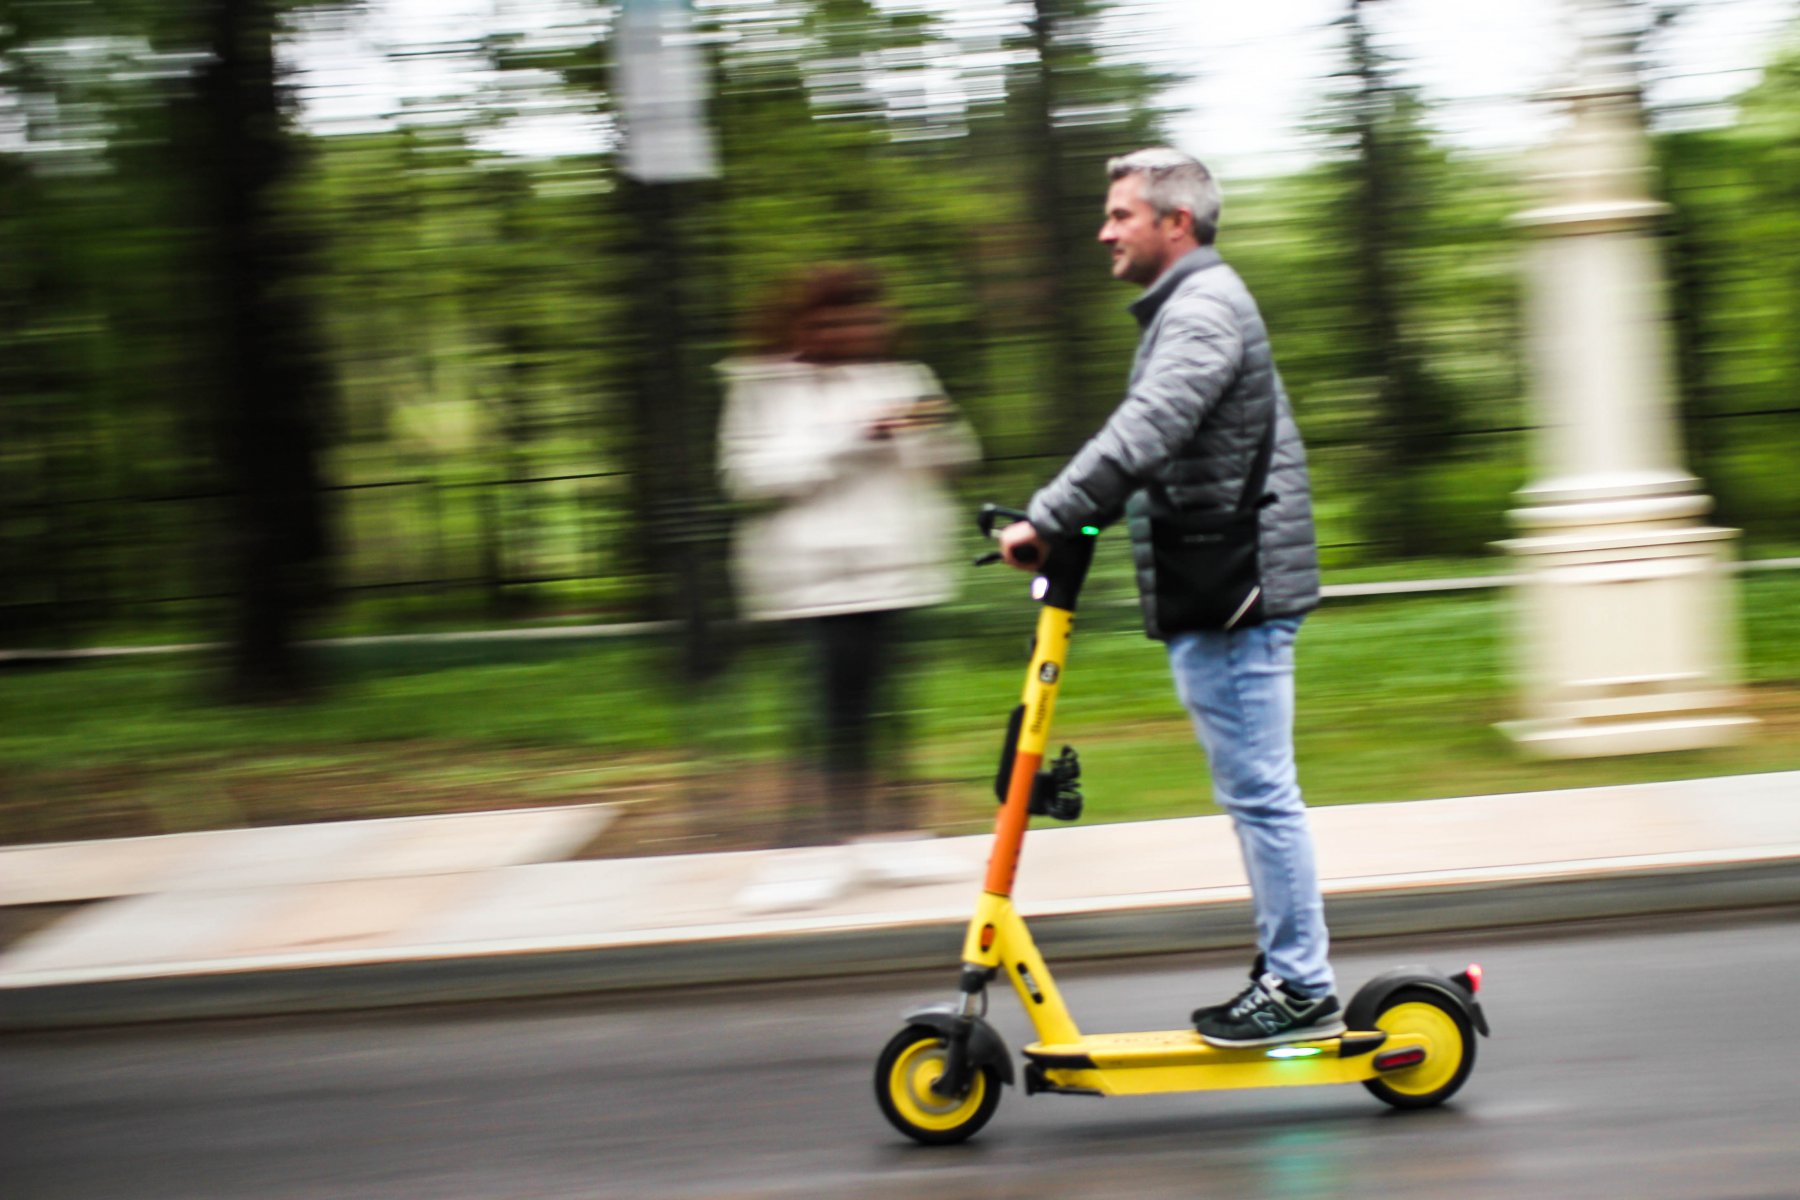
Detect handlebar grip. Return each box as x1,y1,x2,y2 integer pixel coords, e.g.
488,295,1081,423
1012,543,1040,566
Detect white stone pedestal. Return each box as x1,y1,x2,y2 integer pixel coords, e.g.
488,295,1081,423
1501,0,1755,758
1502,503,1752,757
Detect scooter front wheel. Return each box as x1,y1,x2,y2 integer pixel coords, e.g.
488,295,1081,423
874,1025,1002,1144
1361,987,1476,1109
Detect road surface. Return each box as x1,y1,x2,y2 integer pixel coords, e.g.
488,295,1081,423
5,911,1796,1199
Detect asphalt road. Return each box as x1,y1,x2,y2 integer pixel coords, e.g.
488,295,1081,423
5,910,1797,1200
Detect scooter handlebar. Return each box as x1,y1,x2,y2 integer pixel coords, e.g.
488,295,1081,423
974,504,1037,567
973,504,1041,569
973,502,1098,606
974,545,1038,568
975,504,1030,540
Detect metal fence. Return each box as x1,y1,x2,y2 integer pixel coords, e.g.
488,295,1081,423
3,405,1796,647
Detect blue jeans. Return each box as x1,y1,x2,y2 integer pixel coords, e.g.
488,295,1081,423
1166,616,1333,996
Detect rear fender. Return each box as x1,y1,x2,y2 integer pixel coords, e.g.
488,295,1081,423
1346,967,1490,1038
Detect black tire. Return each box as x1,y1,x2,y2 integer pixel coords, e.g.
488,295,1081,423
1361,986,1477,1109
874,1025,1002,1145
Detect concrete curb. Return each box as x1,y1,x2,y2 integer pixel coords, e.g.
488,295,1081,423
4,855,1794,1032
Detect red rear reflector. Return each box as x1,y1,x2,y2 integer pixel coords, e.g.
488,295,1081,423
1464,963,1483,994
1375,1047,1428,1071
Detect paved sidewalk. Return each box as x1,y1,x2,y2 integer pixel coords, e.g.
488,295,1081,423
2,772,1797,1030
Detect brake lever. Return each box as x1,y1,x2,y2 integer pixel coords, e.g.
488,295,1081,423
976,503,1031,539
974,503,1040,568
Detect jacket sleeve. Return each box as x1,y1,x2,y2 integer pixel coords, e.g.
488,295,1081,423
1027,290,1243,536
894,365,981,475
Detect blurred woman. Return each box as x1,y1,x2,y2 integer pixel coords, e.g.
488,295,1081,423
717,263,980,913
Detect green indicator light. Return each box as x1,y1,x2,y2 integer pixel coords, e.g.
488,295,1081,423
1081,525,1100,536
1265,1046,1322,1059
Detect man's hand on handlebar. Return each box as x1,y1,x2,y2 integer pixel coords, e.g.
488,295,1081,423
999,520,1048,571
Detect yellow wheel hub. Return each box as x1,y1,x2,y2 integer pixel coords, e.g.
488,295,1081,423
886,1038,988,1132
1375,1001,1465,1096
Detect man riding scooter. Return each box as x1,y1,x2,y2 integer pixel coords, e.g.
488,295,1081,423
999,146,1338,1048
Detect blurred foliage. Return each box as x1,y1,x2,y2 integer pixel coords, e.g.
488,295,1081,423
1659,33,1800,537
2,0,1797,679
1307,0,1509,557
2,0,344,697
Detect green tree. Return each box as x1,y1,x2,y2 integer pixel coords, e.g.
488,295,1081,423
986,0,1173,457
1326,0,1462,557
1659,29,1800,541
1,0,342,694
177,0,336,699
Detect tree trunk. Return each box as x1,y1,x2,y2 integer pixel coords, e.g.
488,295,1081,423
191,0,331,701
1028,0,1094,458
617,175,723,684
1346,0,1443,557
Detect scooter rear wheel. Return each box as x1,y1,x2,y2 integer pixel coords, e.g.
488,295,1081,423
1361,987,1476,1109
875,1025,1002,1144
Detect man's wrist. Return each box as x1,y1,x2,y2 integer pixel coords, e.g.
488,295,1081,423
1025,500,1064,538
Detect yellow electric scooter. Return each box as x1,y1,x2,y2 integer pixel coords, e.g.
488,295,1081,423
873,505,1489,1145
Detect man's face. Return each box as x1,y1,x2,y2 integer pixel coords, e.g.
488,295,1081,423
1099,175,1186,287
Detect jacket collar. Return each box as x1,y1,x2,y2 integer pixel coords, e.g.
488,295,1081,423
1128,245,1223,328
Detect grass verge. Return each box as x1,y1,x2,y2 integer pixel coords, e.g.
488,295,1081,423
2,571,1795,855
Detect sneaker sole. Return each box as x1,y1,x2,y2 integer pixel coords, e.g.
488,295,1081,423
1198,1018,1349,1049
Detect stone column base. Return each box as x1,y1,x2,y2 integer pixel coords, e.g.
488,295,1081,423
1499,713,1755,758
1499,516,1754,759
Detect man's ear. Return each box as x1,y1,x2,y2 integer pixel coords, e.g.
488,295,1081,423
1169,207,1197,241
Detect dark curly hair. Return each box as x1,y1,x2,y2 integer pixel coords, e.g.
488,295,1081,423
752,262,887,354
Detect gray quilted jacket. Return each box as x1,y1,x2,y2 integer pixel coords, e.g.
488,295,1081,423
1026,246,1321,637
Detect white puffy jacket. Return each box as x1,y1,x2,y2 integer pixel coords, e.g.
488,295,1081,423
718,356,980,621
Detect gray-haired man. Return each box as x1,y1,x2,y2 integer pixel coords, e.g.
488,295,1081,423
1000,147,1339,1047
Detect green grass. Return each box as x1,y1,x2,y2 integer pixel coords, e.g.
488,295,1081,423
2,572,1795,847
911,570,1800,833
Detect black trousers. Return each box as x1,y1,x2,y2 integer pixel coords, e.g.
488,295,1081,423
800,609,906,842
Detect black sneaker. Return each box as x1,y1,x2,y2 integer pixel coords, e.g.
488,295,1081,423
1189,953,1266,1027
1194,972,1347,1047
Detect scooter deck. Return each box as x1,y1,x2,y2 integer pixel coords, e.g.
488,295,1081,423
1022,1028,1428,1096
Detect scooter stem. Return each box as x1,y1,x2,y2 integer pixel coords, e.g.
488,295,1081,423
985,602,1074,896
982,527,1097,896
